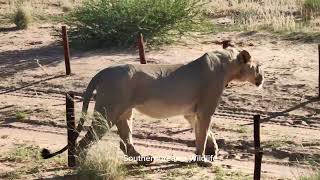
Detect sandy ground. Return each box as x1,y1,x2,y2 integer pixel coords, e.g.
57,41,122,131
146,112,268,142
0,7,320,180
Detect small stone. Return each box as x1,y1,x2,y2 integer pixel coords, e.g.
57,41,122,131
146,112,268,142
248,42,254,46
227,153,240,160
286,119,294,125
293,120,308,126
281,122,291,126
28,41,43,45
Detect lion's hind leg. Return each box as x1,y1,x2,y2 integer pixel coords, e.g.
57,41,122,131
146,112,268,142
116,109,154,165
116,109,140,157
76,105,111,161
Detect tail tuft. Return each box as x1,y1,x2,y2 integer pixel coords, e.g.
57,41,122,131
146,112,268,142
41,148,52,159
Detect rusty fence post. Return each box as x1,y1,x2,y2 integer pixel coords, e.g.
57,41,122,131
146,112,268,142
62,26,71,75
66,92,76,167
138,33,146,64
253,115,263,180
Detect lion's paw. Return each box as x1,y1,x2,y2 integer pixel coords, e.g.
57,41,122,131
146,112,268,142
137,155,154,166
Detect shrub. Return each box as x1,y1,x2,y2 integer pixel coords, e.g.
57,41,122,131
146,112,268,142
13,6,32,29
303,0,320,18
66,0,211,49
304,0,320,11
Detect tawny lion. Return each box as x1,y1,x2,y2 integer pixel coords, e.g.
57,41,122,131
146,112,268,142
42,47,264,167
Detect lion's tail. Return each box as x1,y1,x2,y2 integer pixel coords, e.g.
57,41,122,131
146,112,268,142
41,145,68,159
41,73,100,159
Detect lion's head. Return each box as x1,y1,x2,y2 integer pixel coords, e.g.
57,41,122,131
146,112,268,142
229,48,264,88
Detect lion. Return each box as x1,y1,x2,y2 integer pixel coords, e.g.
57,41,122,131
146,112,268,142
42,47,264,167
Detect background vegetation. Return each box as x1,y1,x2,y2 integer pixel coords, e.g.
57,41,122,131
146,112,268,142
13,5,32,29
2,0,320,45
204,0,320,34
65,0,211,48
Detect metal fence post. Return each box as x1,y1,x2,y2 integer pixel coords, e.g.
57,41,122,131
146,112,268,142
66,92,76,167
62,26,71,75
318,44,320,98
138,33,146,64
253,115,263,180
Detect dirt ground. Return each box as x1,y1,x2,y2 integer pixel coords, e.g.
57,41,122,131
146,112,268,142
1,4,320,180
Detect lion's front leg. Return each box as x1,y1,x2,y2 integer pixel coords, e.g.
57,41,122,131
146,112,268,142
184,114,218,161
205,130,219,161
194,114,212,167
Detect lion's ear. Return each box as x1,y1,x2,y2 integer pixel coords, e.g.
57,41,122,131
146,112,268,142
238,50,251,63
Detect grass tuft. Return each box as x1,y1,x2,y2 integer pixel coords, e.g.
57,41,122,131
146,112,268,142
15,111,28,120
60,0,74,12
299,171,320,180
236,125,249,134
13,5,32,29
212,165,251,180
77,143,126,180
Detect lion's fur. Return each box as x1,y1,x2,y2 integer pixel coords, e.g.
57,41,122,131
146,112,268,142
42,48,264,166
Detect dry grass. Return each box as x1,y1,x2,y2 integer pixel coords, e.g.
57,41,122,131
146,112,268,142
13,5,32,29
204,0,320,33
60,0,74,12
77,142,126,180
0,0,81,23
75,112,126,180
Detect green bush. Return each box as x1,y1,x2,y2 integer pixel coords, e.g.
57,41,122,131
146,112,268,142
303,0,320,17
13,6,32,29
304,0,320,10
66,0,211,49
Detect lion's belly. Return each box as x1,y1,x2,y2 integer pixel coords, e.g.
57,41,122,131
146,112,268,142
134,100,195,119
